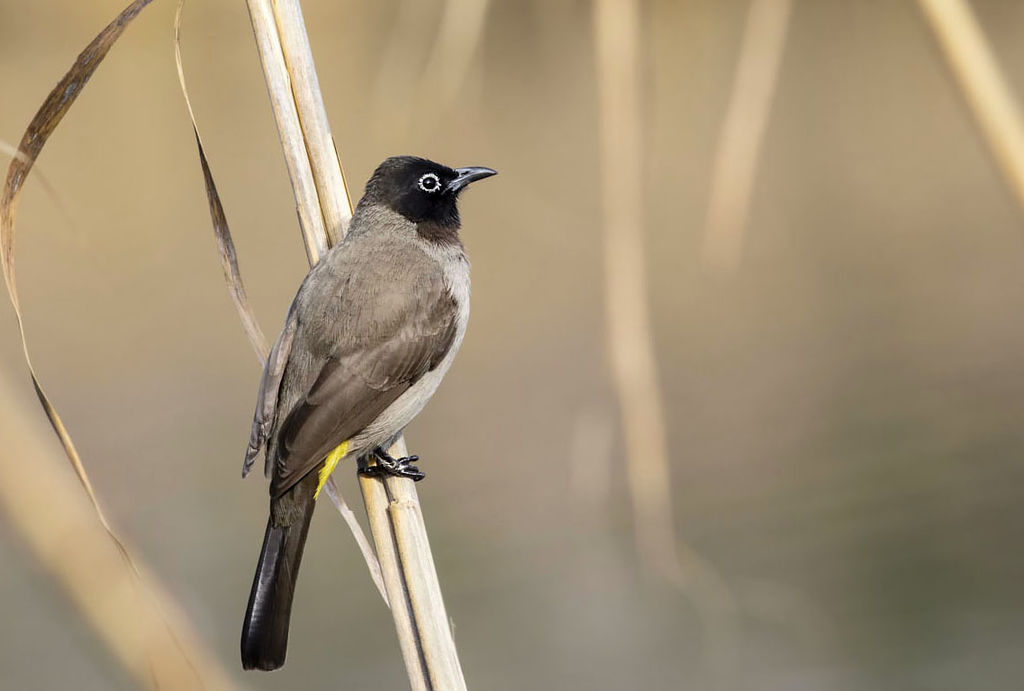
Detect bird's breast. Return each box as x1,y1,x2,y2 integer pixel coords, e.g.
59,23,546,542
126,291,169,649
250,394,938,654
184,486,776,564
350,243,470,452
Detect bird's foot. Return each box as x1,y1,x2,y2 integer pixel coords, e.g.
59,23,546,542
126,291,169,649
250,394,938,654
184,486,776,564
359,448,426,482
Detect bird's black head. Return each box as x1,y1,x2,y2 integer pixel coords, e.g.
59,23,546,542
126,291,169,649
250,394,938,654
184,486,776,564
361,156,496,237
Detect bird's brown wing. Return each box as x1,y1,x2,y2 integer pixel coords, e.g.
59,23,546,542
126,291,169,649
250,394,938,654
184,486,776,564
243,302,299,478
268,271,459,498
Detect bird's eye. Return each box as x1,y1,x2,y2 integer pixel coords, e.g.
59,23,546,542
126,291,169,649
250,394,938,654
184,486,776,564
417,173,441,193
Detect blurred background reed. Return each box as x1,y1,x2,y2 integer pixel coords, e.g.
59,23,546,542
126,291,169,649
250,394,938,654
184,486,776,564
2,1,1023,689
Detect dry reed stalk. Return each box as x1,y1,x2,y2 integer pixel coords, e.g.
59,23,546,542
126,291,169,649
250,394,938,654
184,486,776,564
371,0,490,140
917,0,1024,213
593,0,738,680
265,0,354,242
700,0,792,272
417,0,491,119
245,0,331,264
592,0,677,589
371,0,436,127
243,1,466,687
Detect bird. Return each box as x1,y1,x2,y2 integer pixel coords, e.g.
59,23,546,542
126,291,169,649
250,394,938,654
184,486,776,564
239,155,495,671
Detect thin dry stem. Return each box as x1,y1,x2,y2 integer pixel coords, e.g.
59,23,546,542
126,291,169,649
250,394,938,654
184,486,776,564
244,1,465,687
357,466,431,691
417,0,491,120
593,0,676,587
371,0,436,127
383,466,467,690
269,0,354,241
918,0,1024,213
700,0,792,272
246,0,330,264
325,476,388,604
593,0,738,681
374,0,490,139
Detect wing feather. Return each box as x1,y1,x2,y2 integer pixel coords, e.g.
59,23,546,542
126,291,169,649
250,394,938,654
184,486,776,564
266,240,460,498
242,303,298,477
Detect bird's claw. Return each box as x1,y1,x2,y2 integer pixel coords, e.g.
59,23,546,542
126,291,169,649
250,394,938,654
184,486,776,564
359,449,426,482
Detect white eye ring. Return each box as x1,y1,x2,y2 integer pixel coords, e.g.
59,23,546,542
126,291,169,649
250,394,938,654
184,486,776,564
417,172,441,193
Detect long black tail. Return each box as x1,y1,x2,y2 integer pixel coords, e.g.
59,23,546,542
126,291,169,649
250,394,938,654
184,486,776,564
241,482,316,671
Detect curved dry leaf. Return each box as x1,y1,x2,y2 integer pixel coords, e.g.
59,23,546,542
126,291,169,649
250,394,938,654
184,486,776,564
0,0,156,566
0,2,230,686
1,138,79,237
175,0,387,603
174,0,270,364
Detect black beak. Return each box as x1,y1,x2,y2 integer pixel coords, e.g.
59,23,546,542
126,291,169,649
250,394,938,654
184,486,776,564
447,166,497,193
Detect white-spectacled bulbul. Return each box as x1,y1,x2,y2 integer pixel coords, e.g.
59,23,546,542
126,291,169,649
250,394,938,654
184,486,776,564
240,155,496,671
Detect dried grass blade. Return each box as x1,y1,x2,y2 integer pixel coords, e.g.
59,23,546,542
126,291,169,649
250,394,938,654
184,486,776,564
2,0,154,307
0,139,77,234
174,0,270,364
0,0,156,565
325,476,389,605
178,0,386,604
917,0,1024,214
700,0,792,272
0,1,232,686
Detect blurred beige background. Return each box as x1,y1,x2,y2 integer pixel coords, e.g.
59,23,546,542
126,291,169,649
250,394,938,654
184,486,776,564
2,1,1024,689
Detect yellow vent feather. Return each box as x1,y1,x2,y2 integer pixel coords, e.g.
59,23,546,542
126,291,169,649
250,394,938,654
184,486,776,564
314,440,349,499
